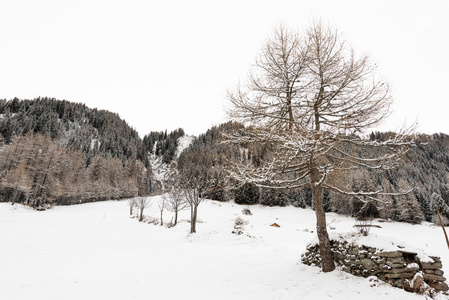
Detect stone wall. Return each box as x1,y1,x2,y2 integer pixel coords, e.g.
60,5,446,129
301,239,448,292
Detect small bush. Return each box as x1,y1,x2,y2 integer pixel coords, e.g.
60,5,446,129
355,219,372,236
232,216,248,235
142,216,159,225
242,208,252,215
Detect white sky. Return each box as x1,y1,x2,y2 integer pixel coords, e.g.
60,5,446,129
1,0,448,137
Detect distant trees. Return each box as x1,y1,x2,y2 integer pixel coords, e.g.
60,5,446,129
2,93,449,235
0,98,153,206
0,133,151,206
234,183,260,205
224,22,412,272
0,97,149,167
143,128,185,163
396,179,423,224
1,161,31,205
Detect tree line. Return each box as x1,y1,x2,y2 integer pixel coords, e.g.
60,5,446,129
0,133,151,206
178,122,449,226
1,99,448,227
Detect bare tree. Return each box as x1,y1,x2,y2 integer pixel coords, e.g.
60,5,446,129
136,196,151,222
1,161,31,204
157,196,166,226
127,198,136,216
225,21,413,272
164,185,189,226
177,148,210,233
0,133,151,206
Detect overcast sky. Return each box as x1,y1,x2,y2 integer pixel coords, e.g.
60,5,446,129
1,0,448,137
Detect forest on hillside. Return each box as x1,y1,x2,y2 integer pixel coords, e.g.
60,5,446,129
1,98,449,225
0,98,152,206
143,128,185,164
179,122,449,225
0,97,149,165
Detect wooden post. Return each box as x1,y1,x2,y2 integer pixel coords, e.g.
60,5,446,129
435,205,449,250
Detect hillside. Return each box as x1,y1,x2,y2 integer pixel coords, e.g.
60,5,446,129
0,98,152,205
0,97,148,164
0,198,445,299
180,123,449,225
2,98,449,227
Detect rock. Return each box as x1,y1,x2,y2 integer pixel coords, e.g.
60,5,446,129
387,263,406,269
406,263,419,270
361,258,376,270
384,273,404,279
348,247,359,255
379,251,403,258
429,256,441,263
434,281,449,292
423,273,446,282
421,261,443,269
393,279,403,288
387,257,406,264
434,269,444,276
334,253,344,259
345,259,361,267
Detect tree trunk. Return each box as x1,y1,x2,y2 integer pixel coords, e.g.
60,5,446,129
139,207,144,222
160,210,164,226
310,160,335,272
174,210,178,226
129,204,133,216
190,204,197,233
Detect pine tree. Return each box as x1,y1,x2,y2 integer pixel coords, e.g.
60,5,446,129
430,192,449,224
396,179,423,224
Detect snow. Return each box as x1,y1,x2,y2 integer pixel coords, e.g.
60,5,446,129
149,150,167,182
308,231,437,263
408,263,420,269
149,135,194,183
0,199,447,300
175,135,195,158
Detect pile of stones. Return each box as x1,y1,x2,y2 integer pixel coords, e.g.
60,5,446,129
301,238,448,292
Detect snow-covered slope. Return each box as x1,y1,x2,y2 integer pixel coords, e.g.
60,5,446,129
175,135,195,158
149,135,194,185
0,199,447,300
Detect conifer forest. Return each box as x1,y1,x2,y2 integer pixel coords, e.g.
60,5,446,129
1,97,449,225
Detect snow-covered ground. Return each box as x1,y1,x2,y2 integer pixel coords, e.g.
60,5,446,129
1,198,448,300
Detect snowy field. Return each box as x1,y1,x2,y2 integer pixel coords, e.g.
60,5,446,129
1,197,448,300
